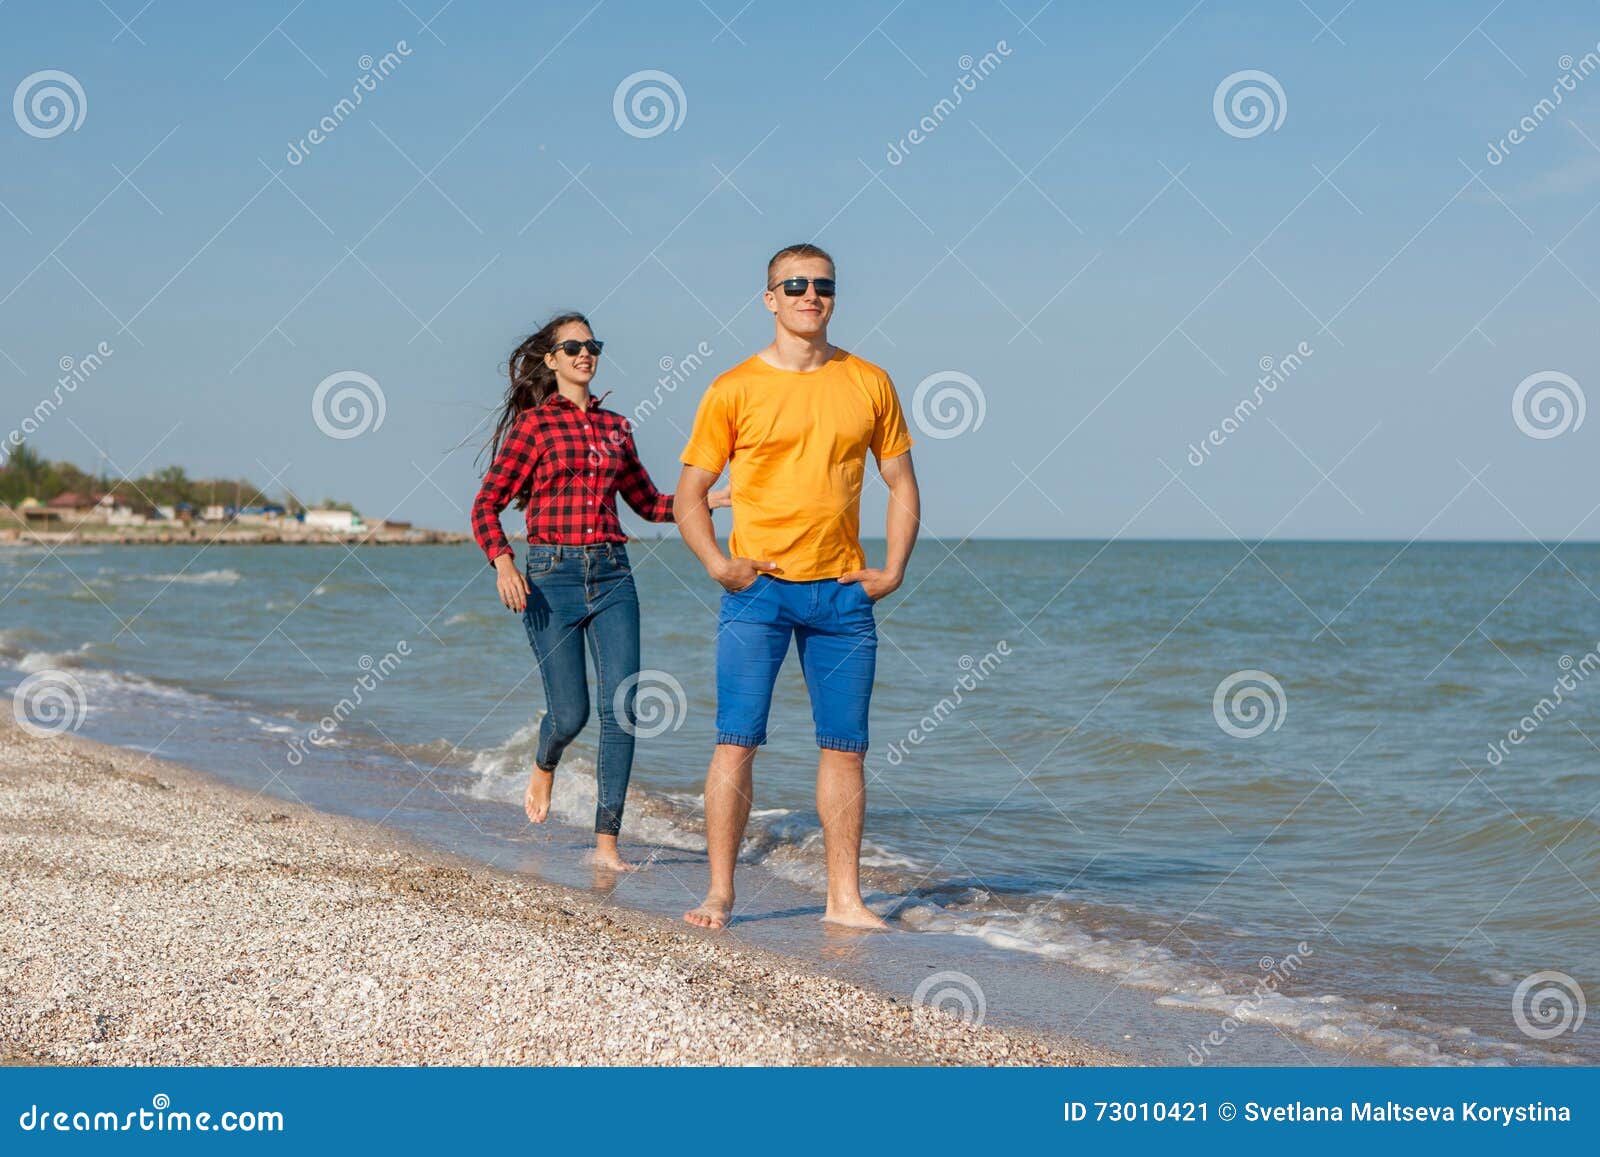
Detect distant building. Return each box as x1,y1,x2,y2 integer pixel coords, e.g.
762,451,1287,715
303,508,364,532
98,495,157,526
234,504,286,526
46,491,105,524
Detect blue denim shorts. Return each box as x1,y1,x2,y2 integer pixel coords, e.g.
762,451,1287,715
715,575,878,753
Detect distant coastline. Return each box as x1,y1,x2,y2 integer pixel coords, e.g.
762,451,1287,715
0,523,468,547
1,442,465,546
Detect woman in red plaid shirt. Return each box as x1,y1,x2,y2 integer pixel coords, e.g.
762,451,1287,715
472,312,727,870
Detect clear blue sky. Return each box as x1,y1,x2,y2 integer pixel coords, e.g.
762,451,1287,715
3,0,1598,540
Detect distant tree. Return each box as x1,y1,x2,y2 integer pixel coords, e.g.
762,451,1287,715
0,441,47,504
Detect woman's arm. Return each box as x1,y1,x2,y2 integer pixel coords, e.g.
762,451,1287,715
470,412,543,565
614,429,675,522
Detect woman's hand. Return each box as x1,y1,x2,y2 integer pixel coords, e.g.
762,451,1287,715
494,554,530,611
707,485,733,510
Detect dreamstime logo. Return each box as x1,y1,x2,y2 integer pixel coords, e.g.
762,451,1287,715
1512,371,1584,439
912,371,986,439
612,70,686,138
13,70,87,138
1511,970,1586,1040
4,340,113,466
1186,341,1313,467
312,371,386,439
283,643,410,766
616,669,687,738
885,40,1013,165
1486,42,1600,165
285,41,412,166
1485,646,1598,767
911,970,987,1029
312,969,386,1039
1212,669,1287,738
1186,941,1314,1065
882,642,1011,767
1212,70,1286,138
12,669,88,738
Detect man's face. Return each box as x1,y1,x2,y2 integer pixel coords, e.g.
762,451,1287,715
764,256,835,337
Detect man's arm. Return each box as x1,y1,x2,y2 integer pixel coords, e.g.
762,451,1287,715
674,464,776,591
839,450,920,600
880,450,920,582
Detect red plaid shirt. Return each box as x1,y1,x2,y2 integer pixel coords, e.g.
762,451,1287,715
471,391,674,565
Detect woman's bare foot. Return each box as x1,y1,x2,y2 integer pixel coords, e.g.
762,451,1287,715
589,835,638,872
821,899,890,931
524,766,553,824
683,891,734,929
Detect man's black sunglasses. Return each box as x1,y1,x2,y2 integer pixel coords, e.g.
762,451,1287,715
553,339,603,357
771,277,836,297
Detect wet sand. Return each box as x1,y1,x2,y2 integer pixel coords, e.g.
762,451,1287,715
0,719,1125,1066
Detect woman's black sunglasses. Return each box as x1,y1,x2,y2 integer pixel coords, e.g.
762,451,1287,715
553,339,603,357
772,277,836,298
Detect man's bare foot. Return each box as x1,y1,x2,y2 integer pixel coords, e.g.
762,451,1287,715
821,900,891,931
683,893,734,929
524,767,553,824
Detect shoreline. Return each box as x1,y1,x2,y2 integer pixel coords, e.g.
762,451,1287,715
0,719,1125,1066
0,528,468,547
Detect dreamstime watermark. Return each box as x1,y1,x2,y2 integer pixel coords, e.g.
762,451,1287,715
1212,669,1287,738
283,643,411,766
1186,341,1313,466
615,669,688,738
285,42,412,165
312,969,387,1039
1511,370,1584,439
12,669,88,738
911,970,987,1029
1486,43,1600,165
4,340,112,466
594,341,715,459
13,69,86,138
1484,645,1599,766
312,370,387,439
1186,942,1315,1064
911,370,986,440
1511,970,1586,1040
17,1094,284,1134
612,70,686,138
882,642,1011,767
885,40,1013,165
1212,69,1286,138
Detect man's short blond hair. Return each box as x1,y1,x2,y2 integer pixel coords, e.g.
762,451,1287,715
766,243,835,287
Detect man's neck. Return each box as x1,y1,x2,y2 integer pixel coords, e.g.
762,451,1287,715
759,329,833,373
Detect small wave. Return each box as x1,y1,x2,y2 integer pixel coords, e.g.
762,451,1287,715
135,568,242,585
18,643,95,671
0,627,45,659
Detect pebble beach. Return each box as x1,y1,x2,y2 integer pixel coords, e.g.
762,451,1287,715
0,719,1123,1067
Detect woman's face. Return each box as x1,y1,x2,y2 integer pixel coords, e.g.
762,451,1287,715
545,321,598,386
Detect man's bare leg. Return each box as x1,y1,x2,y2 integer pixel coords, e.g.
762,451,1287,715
683,743,756,928
817,748,890,929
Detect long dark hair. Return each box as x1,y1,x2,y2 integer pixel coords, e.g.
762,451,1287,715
481,311,591,506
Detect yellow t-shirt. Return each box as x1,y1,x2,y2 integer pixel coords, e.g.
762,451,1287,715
681,349,914,581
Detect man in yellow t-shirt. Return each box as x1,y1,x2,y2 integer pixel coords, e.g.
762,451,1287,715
674,243,921,932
